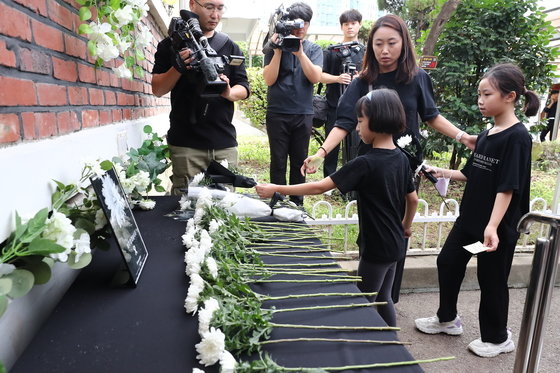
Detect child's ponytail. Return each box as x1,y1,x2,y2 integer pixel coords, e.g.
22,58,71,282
522,89,540,117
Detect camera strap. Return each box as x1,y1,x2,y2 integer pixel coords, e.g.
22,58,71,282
209,32,229,53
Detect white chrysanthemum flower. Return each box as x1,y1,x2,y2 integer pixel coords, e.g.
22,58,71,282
193,208,205,225
189,172,205,187
94,207,107,231
198,230,212,255
73,232,91,262
397,134,412,148
113,62,132,80
88,22,111,43
182,226,200,249
96,40,119,62
0,263,16,276
195,327,225,366
219,159,229,169
192,369,205,373
421,129,429,138
138,199,156,210
205,257,218,279
185,247,205,276
219,350,237,373
198,297,219,335
130,170,151,193
185,273,205,313
135,23,152,49
208,219,223,235
120,177,135,195
195,188,213,210
43,211,77,261
113,5,134,28
179,195,192,211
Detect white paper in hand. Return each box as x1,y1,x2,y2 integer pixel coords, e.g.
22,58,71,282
463,241,487,254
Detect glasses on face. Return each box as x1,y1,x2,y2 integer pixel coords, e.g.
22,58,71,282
193,0,226,14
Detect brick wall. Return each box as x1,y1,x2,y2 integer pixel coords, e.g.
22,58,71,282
0,0,170,145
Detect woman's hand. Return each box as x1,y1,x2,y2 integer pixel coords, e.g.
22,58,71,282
461,133,477,151
255,183,277,199
483,225,499,252
301,154,324,176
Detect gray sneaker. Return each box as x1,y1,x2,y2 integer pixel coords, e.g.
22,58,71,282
415,315,463,335
468,329,515,357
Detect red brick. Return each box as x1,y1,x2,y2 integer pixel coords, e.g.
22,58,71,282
116,92,127,106
122,108,132,120
0,3,32,41
21,112,37,139
121,78,132,91
64,34,86,59
35,112,57,137
112,109,122,122
60,0,80,10
0,114,20,143
99,110,111,125
37,83,67,106
0,40,16,67
68,86,88,105
13,0,48,17
82,110,99,128
56,111,79,134
0,76,37,106
104,90,116,105
96,69,110,86
31,19,64,52
48,1,74,31
88,88,104,105
78,63,96,83
19,47,52,75
53,57,77,82
110,71,121,88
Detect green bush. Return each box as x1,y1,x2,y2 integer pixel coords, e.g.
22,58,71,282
534,140,560,172
239,67,268,128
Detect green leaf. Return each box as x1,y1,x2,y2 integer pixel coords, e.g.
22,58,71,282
75,217,96,235
134,65,144,78
109,0,120,10
27,238,66,256
6,269,34,298
100,160,114,171
143,125,153,134
87,39,96,57
67,252,92,269
125,56,135,68
79,23,93,35
22,260,52,285
0,295,8,319
19,208,48,244
78,7,92,21
0,278,13,296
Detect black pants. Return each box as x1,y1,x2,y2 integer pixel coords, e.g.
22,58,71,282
323,106,339,178
266,112,313,205
539,120,554,142
436,224,517,343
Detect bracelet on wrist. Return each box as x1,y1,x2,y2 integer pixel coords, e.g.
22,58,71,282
319,146,328,156
455,131,465,142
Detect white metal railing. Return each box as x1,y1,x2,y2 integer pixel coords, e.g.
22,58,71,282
305,197,551,255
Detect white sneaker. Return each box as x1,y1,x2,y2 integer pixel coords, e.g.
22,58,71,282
415,315,463,335
468,330,515,357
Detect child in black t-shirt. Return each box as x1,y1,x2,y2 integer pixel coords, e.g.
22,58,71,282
255,88,419,326
415,63,539,358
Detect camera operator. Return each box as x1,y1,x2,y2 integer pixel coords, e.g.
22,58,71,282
151,0,250,195
320,9,364,178
262,2,323,206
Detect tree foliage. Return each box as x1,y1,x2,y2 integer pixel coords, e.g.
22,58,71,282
426,0,559,168
238,67,267,128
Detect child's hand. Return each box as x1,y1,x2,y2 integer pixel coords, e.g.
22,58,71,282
483,225,499,252
255,183,277,199
403,227,412,238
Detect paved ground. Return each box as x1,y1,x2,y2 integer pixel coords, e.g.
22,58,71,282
396,287,560,373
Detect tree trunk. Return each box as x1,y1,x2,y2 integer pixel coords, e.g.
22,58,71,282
422,0,462,56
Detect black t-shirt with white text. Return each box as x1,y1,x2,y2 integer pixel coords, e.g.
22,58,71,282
458,122,532,240
330,148,415,263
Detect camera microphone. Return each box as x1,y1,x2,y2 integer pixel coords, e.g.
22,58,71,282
179,10,203,37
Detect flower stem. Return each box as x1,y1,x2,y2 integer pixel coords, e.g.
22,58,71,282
278,357,456,371
257,292,377,301
270,323,399,331
260,337,409,345
257,252,352,260
270,302,384,313
251,278,357,284
251,271,360,279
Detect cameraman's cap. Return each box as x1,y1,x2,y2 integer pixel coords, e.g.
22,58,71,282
287,2,313,22
551,89,559,94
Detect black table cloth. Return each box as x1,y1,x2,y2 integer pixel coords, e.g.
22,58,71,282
12,196,423,372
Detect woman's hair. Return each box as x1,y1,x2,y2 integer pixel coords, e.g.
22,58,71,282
339,9,362,24
482,63,540,117
287,2,313,22
355,88,406,135
360,14,418,84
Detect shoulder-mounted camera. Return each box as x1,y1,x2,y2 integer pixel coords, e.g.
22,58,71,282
265,5,304,53
168,10,244,98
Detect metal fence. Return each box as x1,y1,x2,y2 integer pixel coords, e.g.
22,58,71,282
305,198,551,255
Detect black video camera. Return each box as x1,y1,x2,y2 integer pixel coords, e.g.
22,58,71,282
266,6,304,53
168,10,244,98
328,41,360,76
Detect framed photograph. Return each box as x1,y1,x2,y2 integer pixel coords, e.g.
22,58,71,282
91,167,148,287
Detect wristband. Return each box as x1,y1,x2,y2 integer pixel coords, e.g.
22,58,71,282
319,146,328,156
455,131,465,142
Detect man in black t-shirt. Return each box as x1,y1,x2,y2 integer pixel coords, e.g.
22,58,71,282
152,0,250,195
539,89,558,142
320,9,364,177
